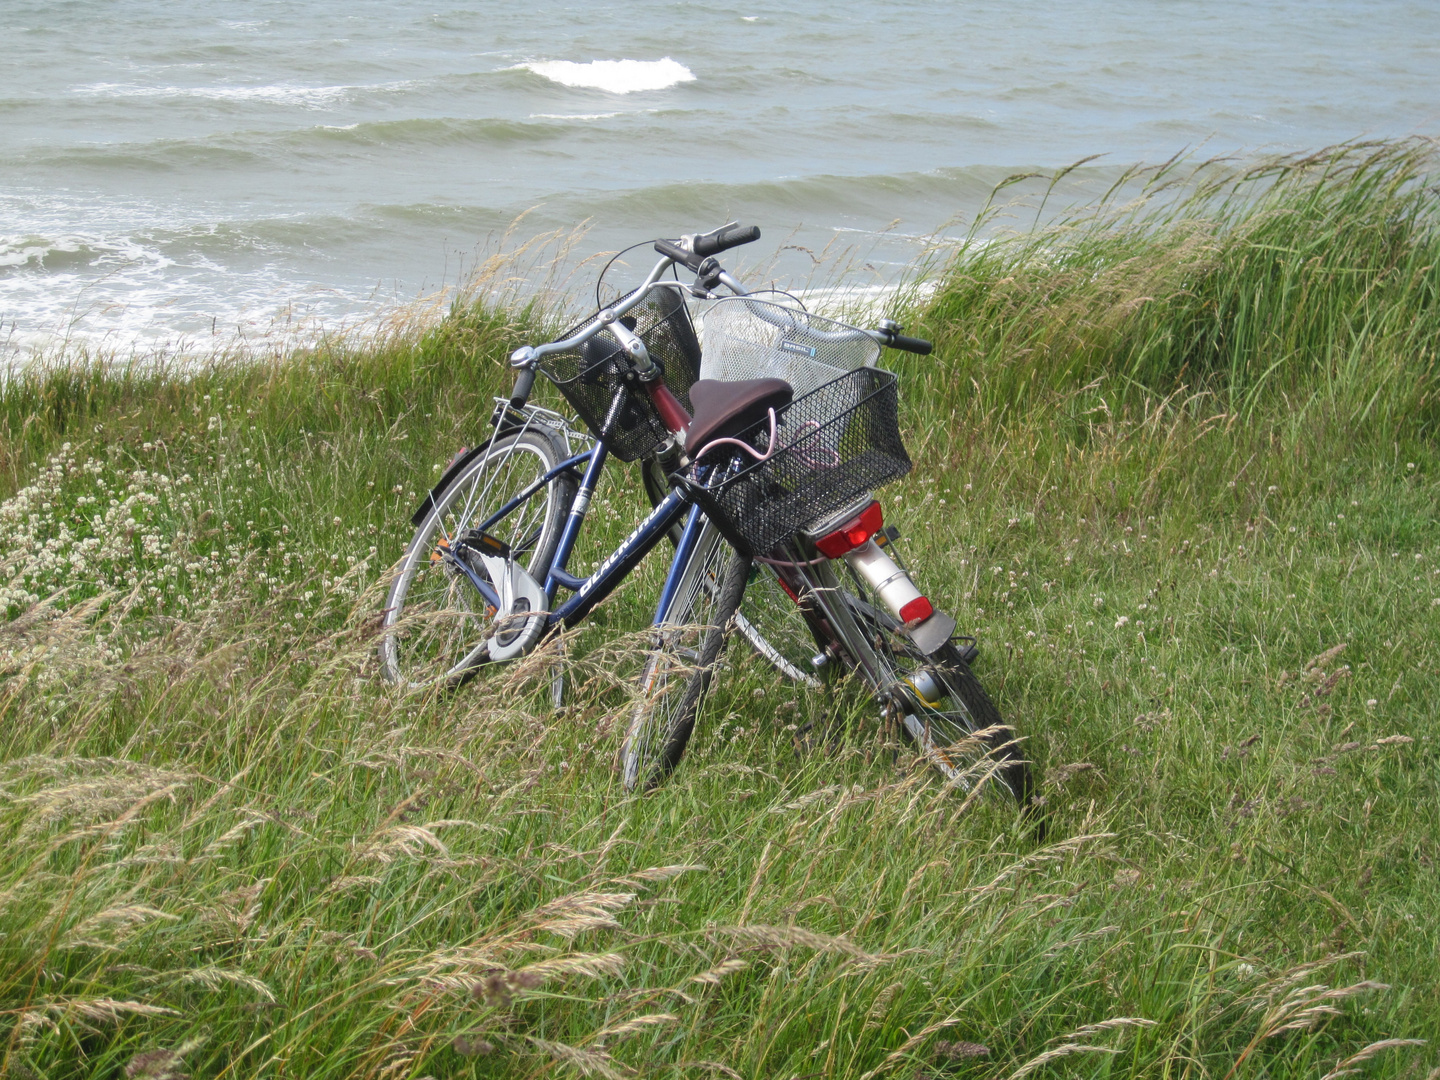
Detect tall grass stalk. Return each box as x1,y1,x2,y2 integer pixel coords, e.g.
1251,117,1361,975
922,138,1440,434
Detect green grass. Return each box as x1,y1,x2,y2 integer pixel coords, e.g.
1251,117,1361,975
0,140,1437,1080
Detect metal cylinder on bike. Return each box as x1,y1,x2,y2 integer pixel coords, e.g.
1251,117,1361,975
843,540,932,625
608,307,692,446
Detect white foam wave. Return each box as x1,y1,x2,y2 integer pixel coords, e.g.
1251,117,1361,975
519,58,694,94
0,231,173,273
72,82,378,108
530,112,621,121
0,192,366,360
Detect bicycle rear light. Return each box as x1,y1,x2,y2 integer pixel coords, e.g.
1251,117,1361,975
813,500,884,558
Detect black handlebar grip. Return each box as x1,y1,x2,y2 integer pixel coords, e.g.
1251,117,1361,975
693,222,761,257
654,238,705,273
509,364,537,407
889,334,933,355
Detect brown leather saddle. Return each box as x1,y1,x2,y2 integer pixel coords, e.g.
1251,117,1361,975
686,377,793,456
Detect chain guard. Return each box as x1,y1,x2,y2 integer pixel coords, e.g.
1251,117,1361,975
477,555,549,661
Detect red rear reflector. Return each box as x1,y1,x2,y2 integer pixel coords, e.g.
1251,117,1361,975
814,501,884,558
899,596,934,625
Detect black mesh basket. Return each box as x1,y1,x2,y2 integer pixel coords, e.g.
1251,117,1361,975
536,288,701,462
686,367,911,556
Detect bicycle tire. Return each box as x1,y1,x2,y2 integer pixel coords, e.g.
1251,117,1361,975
621,526,751,790
785,548,1034,806
379,427,575,689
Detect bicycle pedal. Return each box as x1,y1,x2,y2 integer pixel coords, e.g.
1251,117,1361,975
956,637,979,666
458,529,511,559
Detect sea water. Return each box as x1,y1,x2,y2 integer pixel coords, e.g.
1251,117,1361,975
2,0,1437,355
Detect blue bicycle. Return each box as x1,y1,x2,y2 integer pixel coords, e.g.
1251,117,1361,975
378,224,767,702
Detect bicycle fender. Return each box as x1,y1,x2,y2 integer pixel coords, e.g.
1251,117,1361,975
409,421,568,527
411,439,498,526
908,610,957,656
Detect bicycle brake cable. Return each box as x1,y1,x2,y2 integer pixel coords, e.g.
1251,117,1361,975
596,239,679,309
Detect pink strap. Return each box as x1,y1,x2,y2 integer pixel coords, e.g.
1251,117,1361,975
694,411,842,471
693,408,780,463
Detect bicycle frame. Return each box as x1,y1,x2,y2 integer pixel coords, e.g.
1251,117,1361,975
438,422,706,638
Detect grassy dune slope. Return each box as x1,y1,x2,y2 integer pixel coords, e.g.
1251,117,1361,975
0,141,1437,1080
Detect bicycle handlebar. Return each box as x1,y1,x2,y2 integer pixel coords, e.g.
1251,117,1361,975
654,238,701,273
693,222,761,257
735,298,933,355
509,223,928,383
511,255,684,368
508,364,537,407
880,331,933,355
654,222,761,271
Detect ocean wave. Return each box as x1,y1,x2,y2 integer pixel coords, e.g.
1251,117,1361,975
70,81,407,109
0,231,174,275
530,112,623,121
579,166,1014,221
517,58,695,94
16,115,569,174
299,116,566,148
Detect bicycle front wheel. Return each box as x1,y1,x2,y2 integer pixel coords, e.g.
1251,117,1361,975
621,523,750,791
642,461,818,687
379,427,575,689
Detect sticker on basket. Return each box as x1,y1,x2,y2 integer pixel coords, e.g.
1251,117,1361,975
778,339,817,358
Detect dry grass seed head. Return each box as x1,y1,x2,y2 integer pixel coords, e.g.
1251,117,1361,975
688,958,750,986
709,924,887,964
452,1034,497,1057
864,981,905,1028
169,965,276,1001
1318,1039,1428,1080
527,1036,633,1080
61,904,180,950
589,1013,679,1046
857,1014,964,1080
515,951,627,982
532,898,639,938
606,863,708,888
357,823,449,863
936,1040,991,1060
1007,1043,1122,1080
1054,1017,1158,1041
7,757,193,841
1042,925,1122,959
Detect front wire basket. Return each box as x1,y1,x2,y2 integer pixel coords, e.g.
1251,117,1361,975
535,287,701,462
685,366,911,556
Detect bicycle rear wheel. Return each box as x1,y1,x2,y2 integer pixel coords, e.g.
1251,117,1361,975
783,546,1034,806
621,523,750,791
379,428,575,689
